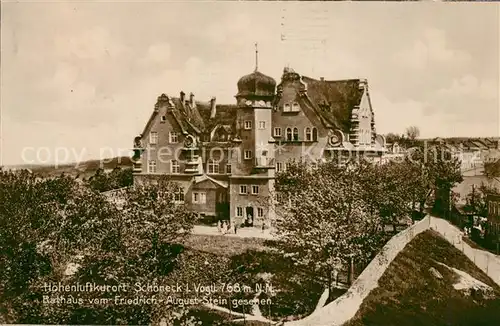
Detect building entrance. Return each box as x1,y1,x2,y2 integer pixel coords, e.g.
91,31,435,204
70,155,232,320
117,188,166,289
245,206,254,227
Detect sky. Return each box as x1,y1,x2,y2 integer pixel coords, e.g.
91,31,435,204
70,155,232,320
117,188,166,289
1,1,499,165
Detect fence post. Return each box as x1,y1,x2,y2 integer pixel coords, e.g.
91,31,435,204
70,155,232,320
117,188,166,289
486,254,489,275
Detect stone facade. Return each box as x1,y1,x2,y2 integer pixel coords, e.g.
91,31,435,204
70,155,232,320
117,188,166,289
132,66,385,228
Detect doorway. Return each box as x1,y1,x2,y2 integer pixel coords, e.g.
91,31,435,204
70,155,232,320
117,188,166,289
245,206,254,227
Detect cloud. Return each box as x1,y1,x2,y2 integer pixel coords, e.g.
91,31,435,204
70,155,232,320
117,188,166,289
140,43,171,65
394,28,471,70
370,89,498,138
54,26,127,60
436,75,497,100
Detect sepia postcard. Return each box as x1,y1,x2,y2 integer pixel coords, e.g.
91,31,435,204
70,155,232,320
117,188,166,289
1,1,499,325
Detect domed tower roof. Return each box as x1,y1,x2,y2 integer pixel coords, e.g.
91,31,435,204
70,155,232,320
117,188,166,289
236,70,276,98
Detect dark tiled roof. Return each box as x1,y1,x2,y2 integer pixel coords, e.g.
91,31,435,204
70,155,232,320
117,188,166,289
301,76,364,133
171,98,206,133
197,103,238,133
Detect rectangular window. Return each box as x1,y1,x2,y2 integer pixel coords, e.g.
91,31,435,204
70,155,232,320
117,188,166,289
174,189,184,202
274,127,282,137
148,160,157,173
208,160,220,174
276,162,283,172
192,192,206,204
244,150,252,160
244,120,252,130
285,162,291,171
226,164,232,174
237,207,243,217
257,207,264,218
170,160,180,174
252,185,259,195
169,132,178,143
259,121,266,130
239,185,247,195
150,132,158,145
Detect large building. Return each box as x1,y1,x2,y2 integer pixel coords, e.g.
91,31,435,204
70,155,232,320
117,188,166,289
132,62,386,228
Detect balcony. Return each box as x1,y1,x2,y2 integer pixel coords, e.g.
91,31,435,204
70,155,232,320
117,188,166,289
255,156,275,168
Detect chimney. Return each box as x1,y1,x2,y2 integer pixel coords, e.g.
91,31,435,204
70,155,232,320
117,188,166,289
180,91,185,103
189,92,196,108
210,97,217,118
320,77,324,82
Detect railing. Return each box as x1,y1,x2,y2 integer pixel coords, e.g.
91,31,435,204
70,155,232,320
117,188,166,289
255,157,275,168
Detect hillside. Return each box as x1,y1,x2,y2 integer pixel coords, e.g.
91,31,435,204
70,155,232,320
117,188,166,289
344,230,500,326
4,156,133,178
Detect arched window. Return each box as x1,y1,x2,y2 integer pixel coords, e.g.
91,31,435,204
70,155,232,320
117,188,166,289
305,127,312,141
312,128,318,142
284,103,291,112
286,128,292,141
292,102,300,112
293,128,299,141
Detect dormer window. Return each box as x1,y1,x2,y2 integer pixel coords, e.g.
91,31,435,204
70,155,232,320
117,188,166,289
284,103,291,112
292,102,300,112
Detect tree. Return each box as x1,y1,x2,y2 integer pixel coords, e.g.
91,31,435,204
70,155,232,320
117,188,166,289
484,160,500,179
405,125,420,140
463,184,500,217
384,132,401,144
119,176,196,261
406,143,463,217
273,159,382,298
87,167,133,192
0,170,198,324
363,161,415,232
0,170,122,323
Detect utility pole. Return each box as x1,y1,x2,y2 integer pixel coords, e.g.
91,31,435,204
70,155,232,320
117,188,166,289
472,184,476,212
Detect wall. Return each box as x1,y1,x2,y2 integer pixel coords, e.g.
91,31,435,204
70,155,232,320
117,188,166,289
285,215,500,326
141,109,186,174
285,216,432,326
429,217,500,286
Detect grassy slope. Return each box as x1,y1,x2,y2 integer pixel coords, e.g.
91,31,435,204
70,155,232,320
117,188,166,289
181,234,343,323
344,230,500,326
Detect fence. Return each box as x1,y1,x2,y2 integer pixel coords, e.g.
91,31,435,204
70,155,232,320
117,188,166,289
286,215,500,326
285,216,432,326
429,217,500,286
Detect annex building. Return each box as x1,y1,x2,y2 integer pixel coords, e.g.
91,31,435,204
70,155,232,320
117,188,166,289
132,60,386,228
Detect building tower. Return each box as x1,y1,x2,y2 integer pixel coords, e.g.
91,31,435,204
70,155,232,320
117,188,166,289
230,44,277,228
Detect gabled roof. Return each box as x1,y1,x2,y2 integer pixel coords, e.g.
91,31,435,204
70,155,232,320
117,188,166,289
193,174,228,188
301,76,364,133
